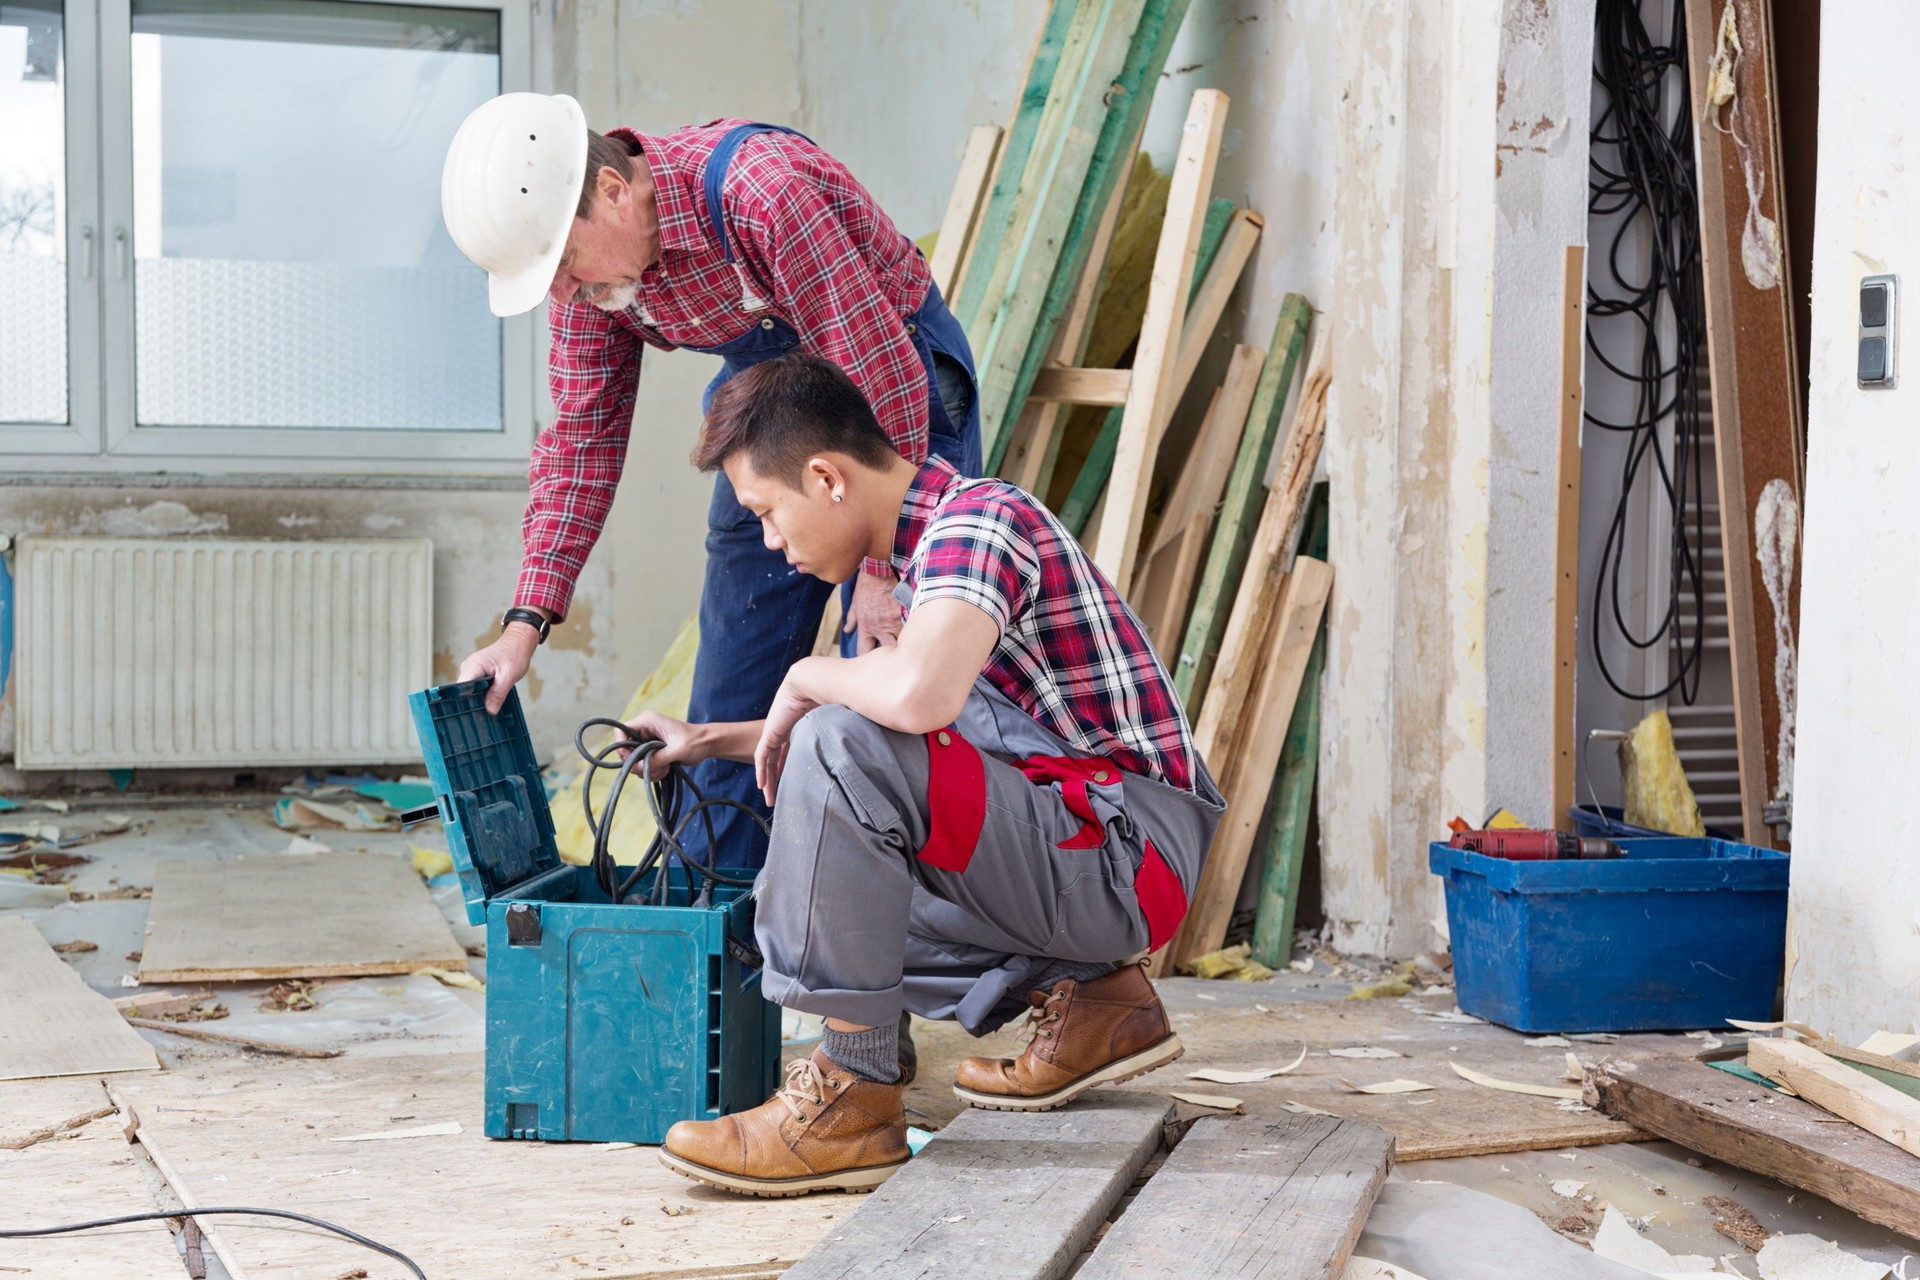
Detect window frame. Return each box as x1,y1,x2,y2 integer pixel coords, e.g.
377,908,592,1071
2,0,544,477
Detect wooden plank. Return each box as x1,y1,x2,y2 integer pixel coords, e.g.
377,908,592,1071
1250,624,1326,969
1148,343,1264,562
0,1077,184,1278
115,1052,846,1278
1174,294,1314,706
1002,119,1142,493
1162,558,1333,971
0,915,160,1081
1091,89,1229,587
1166,209,1264,416
991,0,1194,475
1749,1037,1920,1158
1029,365,1132,405
1586,1054,1920,1242
124,1017,344,1059
138,853,468,983
1054,198,1242,534
953,0,1078,323
1076,1114,1392,1280
785,1093,1173,1280
971,0,1147,459
1139,509,1209,657
928,125,1003,298
1187,334,1330,777
1682,0,1805,844
1553,245,1585,834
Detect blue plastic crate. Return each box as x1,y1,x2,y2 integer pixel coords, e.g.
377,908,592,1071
409,680,781,1144
1428,836,1788,1033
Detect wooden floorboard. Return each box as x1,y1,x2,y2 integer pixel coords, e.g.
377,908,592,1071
138,853,468,983
1586,1054,1920,1242
0,915,160,1081
785,1093,1173,1280
1076,1113,1393,1279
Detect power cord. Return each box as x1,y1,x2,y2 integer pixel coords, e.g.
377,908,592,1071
574,718,767,908
1587,0,1709,705
0,1207,426,1279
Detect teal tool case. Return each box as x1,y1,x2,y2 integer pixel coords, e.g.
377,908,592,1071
408,679,781,1144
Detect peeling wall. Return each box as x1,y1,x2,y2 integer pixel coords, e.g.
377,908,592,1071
1785,0,1920,1041
1485,0,1595,820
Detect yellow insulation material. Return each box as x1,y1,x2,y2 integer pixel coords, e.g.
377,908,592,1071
1619,708,1706,837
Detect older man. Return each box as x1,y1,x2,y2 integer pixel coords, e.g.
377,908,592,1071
440,93,980,870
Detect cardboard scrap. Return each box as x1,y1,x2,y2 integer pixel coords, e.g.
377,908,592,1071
1753,1235,1890,1280
1344,1079,1433,1095
1343,1260,1432,1280
274,797,397,832
1169,1091,1245,1112
1329,1046,1404,1059
1281,1100,1340,1117
1525,1035,1573,1047
1449,1059,1582,1100
329,1122,463,1143
1551,1180,1587,1198
415,966,482,991
1590,1205,1721,1278
1186,1047,1306,1083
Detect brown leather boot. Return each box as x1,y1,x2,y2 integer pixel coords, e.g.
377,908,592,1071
952,962,1183,1111
659,1047,909,1196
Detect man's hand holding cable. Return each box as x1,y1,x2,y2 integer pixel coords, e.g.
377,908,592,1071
624,711,761,782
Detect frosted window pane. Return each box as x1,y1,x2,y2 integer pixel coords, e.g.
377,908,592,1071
130,0,502,431
0,4,68,425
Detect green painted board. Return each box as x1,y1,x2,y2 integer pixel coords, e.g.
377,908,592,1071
1249,487,1329,969
984,0,1192,473
954,0,1080,332
973,0,1149,461
1174,292,1314,707
1054,198,1239,533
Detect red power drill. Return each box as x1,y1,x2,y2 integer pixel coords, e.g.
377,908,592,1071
1446,818,1622,861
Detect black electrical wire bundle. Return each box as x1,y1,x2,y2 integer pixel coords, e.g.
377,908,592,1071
0,1207,427,1278
574,718,766,907
1586,0,1709,705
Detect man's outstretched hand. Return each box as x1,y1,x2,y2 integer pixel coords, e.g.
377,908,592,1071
456,621,543,714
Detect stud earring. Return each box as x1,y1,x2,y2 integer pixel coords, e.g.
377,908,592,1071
833,493,843,503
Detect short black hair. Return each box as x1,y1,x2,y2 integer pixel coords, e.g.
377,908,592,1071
693,351,899,487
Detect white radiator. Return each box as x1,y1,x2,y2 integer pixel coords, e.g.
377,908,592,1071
12,537,433,770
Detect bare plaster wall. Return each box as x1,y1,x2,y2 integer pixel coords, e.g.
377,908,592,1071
1785,0,1920,1041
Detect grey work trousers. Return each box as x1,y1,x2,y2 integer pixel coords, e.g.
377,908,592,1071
754,704,1158,1037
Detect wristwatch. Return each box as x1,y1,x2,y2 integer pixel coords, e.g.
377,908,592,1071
501,606,551,644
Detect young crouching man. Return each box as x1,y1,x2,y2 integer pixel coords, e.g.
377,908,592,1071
637,352,1225,1197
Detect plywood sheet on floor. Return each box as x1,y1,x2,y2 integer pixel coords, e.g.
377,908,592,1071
112,1052,846,1279
0,1076,183,1278
1119,996,1658,1159
894,991,1683,1158
0,915,161,1081
138,853,468,982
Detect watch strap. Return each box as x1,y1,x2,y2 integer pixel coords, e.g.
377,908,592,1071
502,607,551,643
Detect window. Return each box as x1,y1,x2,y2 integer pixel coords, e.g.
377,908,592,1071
2,0,538,472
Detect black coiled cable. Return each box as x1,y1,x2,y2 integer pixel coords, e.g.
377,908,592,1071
573,718,764,906
1586,0,1709,705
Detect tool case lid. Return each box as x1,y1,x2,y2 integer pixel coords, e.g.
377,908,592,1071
408,679,562,926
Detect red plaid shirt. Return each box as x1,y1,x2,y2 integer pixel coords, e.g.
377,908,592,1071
518,120,934,618
892,458,1200,792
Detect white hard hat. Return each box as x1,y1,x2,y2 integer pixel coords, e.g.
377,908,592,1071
441,92,588,317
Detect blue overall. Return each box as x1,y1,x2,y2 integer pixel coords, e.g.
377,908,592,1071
681,123,982,871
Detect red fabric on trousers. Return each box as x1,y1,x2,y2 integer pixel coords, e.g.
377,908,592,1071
918,729,987,872
1134,840,1188,951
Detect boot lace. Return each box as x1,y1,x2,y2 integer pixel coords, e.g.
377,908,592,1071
1020,986,1069,1046
775,1057,831,1120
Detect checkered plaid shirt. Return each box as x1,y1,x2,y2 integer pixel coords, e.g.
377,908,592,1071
892,458,1200,792
518,120,934,618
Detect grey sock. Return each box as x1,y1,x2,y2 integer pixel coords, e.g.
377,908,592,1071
1029,958,1116,994
823,1022,900,1084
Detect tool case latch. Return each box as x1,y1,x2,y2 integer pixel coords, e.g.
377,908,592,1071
505,902,543,947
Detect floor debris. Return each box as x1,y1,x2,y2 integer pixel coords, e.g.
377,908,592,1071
329,1122,463,1142
1590,1204,1722,1276
1451,1060,1584,1100
1705,1194,1772,1252
1348,1079,1435,1095
1754,1234,1892,1280
1186,1046,1306,1082
1169,1090,1247,1111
